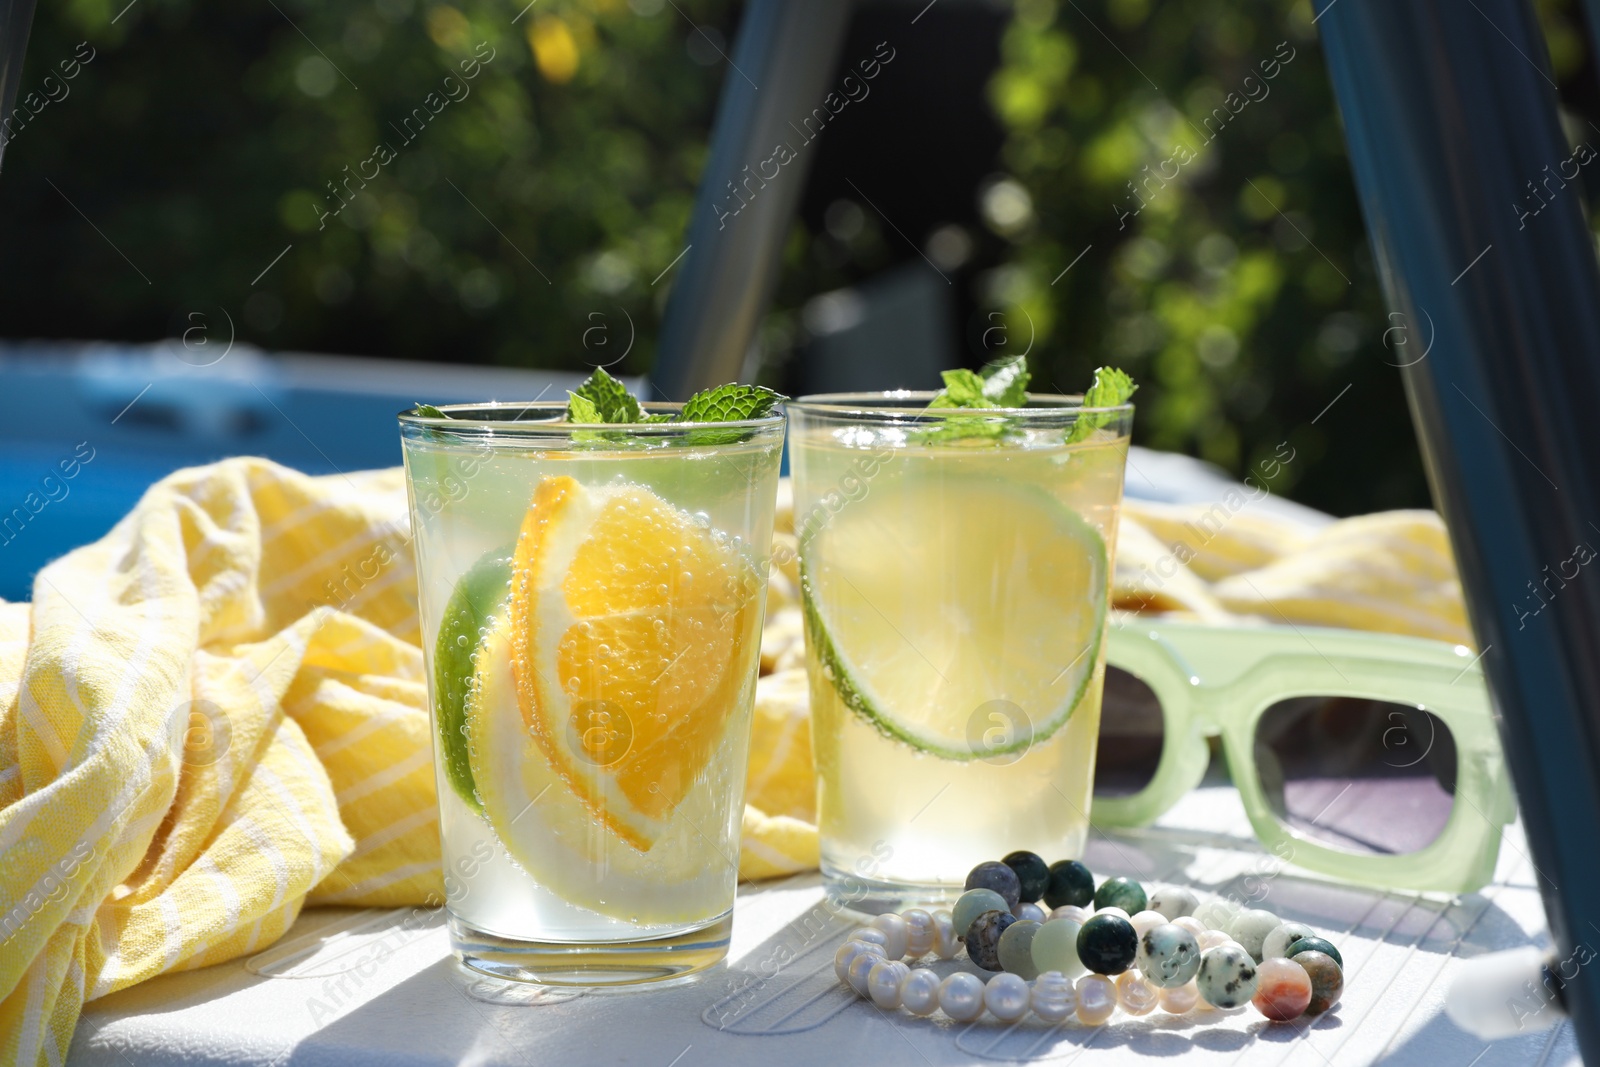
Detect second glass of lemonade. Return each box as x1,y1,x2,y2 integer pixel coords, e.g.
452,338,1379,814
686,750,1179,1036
789,392,1132,911
401,403,783,984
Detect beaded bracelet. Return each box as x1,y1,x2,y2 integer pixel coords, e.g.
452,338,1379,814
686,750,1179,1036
833,853,1344,1026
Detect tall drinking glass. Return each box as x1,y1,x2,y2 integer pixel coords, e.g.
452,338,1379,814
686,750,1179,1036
788,393,1132,911
400,403,784,984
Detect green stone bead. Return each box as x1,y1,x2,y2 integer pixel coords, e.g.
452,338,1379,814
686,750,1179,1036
953,888,1008,941
1286,936,1343,970
1092,876,1147,915
1076,913,1138,976
997,919,1042,979
1030,917,1087,979
1292,950,1344,1015
1044,859,1095,909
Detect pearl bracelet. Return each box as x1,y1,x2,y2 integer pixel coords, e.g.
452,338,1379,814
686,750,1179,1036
833,854,1344,1026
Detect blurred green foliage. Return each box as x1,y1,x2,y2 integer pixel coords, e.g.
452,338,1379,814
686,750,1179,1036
0,0,1591,515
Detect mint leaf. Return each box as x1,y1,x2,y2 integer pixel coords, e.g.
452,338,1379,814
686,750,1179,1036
569,367,643,423
414,403,449,419
980,356,1031,407
1066,366,1138,443
928,368,987,409
677,383,786,423
566,392,603,424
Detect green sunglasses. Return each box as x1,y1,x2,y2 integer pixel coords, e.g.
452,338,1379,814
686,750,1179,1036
1094,617,1516,894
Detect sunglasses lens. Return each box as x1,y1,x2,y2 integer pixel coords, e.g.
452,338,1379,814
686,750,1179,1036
1095,665,1165,798
1253,697,1457,855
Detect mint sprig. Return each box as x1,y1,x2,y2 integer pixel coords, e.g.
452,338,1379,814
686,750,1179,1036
562,367,786,444
1065,366,1138,443
414,403,450,419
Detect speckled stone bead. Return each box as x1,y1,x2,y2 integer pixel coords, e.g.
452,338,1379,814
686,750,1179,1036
1292,950,1344,1015
1115,969,1160,1015
1030,917,1087,979
1262,921,1318,961
966,909,1017,971
1130,910,1168,938
1197,944,1259,1009
997,919,1042,979
1228,909,1281,961
871,913,910,960
1044,859,1096,909
953,888,1009,941
1149,885,1199,920
966,861,1023,911
1193,898,1240,931
984,972,1032,1022
1158,980,1201,1014
931,910,960,959
1173,916,1207,939
1002,850,1051,903
835,939,885,984
900,967,943,1016
1252,957,1313,1020
1048,904,1091,926
1136,922,1202,988
1075,974,1118,1025
1014,901,1047,923
1030,971,1078,1023
902,909,936,958
1286,936,1343,970
868,959,911,1009
1076,913,1138,976
1093,876,1148,915
939,972,987,1022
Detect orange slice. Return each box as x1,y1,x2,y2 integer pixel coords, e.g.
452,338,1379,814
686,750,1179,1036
508,475,763,851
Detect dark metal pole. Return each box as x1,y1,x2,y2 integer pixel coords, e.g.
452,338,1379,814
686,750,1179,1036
0,0,37,171
1316,0,1600,1058
650,0,854,400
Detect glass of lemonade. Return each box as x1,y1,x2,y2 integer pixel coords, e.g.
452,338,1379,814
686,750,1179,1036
788,392,1132,911
400,403,784,984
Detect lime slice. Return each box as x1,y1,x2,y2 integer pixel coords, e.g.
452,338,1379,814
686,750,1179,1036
433,548,512,813
801,477,1107,760
467,614,730,923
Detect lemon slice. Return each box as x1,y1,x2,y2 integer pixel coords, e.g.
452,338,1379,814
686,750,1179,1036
467,614,731,923
802,476,1107,759
508,475,763,851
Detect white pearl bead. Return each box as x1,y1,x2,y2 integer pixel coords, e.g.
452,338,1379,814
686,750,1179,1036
931,910,960,959
1048,904,1090,926
1115,969,1160,1015
1030,970,1078,1023
870,913,910,959
849,925,890,951
834,939,885,985
984,972,1031,1022
1173,916,1207,938
1075,974,1117,1025
902,909,936,958
1014,901,1048,923
939,971,987,1022
900,967,942,1016
847,951,880,995
1158,980,1200,1014
867,959,910,1008
1095,906,1131,922
1130,910,1168,938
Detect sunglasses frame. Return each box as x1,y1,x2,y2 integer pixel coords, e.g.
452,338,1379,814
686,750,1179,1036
1095,617,1516,894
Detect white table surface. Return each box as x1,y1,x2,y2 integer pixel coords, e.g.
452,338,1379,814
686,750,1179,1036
66,784,1579,1067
